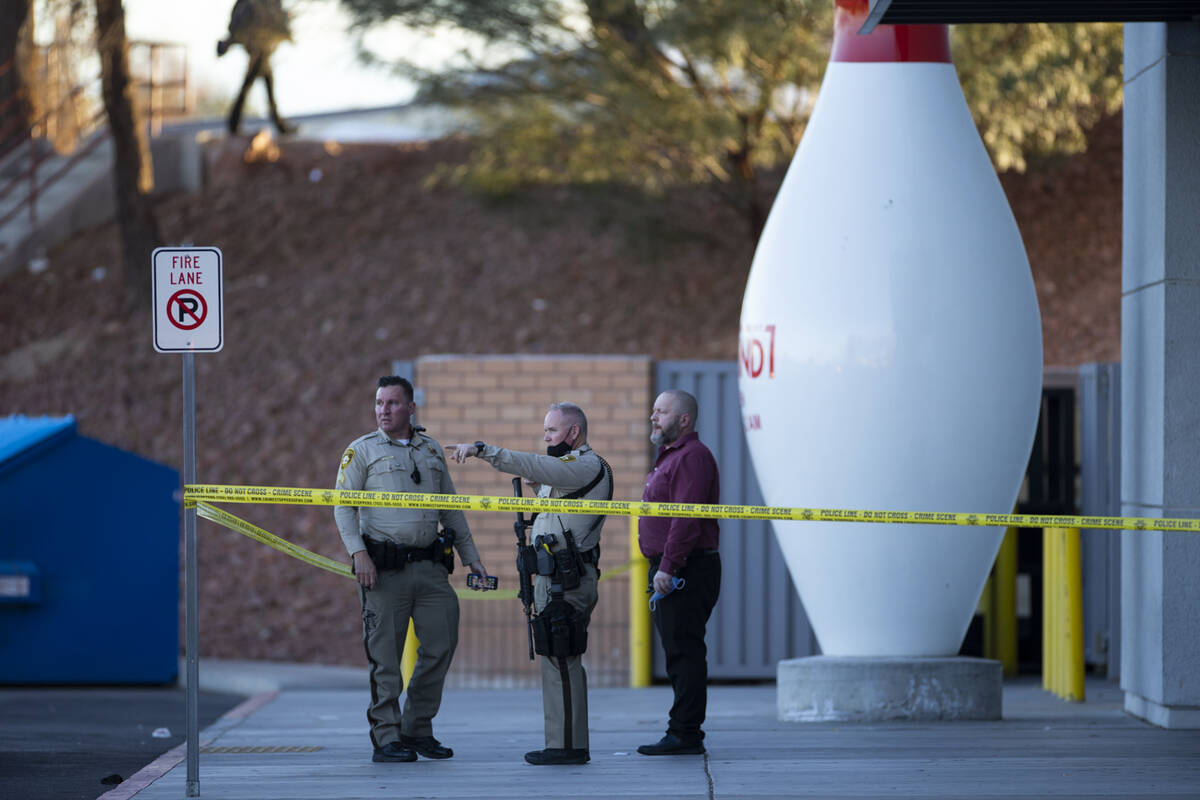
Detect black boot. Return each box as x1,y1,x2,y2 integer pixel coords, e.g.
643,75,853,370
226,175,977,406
372,741,417,762
524,748,590,765
637,733,705,755
400,734,453,759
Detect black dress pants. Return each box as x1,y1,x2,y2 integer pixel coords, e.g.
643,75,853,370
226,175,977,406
651,551,721,741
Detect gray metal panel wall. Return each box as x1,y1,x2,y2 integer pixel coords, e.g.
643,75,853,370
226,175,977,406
1078,362,1122,678
653,361,817,680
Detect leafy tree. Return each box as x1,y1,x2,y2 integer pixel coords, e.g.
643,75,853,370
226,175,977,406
955,22,1123,172
340,0,1122,236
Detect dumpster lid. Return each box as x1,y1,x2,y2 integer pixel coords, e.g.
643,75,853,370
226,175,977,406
0,415,76,466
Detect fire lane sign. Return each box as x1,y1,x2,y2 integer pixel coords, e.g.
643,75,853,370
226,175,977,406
153,246,223,353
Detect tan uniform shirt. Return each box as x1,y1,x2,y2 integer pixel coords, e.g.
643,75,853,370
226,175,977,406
479,443,610,554
334,429,480,565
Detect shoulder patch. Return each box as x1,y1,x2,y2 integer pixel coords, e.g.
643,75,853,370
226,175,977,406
559,454,577,462
340,448,355,469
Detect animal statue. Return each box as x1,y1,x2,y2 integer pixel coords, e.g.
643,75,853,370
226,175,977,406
216,0,295,135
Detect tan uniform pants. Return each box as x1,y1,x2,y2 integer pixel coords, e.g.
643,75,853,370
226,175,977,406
360,559,459,748
535,563,598,750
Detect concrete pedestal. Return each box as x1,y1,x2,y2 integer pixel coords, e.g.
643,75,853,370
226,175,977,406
777,656,1002,722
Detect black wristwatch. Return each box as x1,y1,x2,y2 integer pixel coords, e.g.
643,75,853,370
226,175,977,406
474,441,486,456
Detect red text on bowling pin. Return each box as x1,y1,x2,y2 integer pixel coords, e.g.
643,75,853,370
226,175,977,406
739,324,776,379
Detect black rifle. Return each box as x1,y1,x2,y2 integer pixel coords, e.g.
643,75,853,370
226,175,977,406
512,477,537,660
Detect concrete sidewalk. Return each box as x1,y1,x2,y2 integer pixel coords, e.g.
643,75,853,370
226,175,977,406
102,661,1200,800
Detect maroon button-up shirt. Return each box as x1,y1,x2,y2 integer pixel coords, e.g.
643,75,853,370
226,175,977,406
639,431,720,576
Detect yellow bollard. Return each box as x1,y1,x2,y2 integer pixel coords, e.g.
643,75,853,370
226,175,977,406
629,516,652,687
1041,527,1085,702
1054,527,1068,697
1063,527,1086,701
401,620,419,688
1042,527,1053,692
1053,528,1067,696
994,527,1019,677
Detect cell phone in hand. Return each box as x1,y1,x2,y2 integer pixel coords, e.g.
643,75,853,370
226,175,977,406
467,574,498,590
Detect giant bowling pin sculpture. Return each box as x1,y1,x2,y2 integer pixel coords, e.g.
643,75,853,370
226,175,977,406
739,0,1042,657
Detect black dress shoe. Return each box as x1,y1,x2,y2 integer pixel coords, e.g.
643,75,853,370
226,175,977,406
372,741,417,762
524,747,590,765
400,734,454,759
637,733,705,755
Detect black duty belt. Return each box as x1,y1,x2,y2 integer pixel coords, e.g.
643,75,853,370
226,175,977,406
579,545,601,565
364,537,447,572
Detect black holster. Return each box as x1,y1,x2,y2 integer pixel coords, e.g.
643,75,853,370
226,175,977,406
554,530,585,591
438,529,456,574
532,596,588,658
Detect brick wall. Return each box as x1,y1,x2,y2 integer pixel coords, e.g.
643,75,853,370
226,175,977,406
415,354,654,687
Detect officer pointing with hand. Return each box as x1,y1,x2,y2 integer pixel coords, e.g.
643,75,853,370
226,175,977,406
334,375,491,765
447,401,613,766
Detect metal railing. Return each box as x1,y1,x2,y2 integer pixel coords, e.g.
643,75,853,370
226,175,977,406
128,40,190,137
0,88,108,231
0,41,190,235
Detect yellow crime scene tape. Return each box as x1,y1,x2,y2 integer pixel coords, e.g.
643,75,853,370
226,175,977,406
194,500,640,598
185,484,1200,533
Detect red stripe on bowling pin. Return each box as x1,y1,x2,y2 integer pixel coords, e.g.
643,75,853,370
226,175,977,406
831,0,951,64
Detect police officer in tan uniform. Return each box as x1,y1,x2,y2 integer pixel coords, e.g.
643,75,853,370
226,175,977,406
335,376,491,763
448,402,612,766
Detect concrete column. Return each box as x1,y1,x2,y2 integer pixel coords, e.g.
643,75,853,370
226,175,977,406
1120,21,1200,729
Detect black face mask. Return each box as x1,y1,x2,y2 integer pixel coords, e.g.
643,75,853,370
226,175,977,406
546,439,573,457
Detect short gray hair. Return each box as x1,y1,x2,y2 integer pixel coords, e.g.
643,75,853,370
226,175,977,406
661,389,698,426
549,401,588,439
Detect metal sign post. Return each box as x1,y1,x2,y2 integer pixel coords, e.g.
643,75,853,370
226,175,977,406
183,352,199,797
152,246,223,797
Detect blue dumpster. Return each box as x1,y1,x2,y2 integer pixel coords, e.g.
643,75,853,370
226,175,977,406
0,415,179,683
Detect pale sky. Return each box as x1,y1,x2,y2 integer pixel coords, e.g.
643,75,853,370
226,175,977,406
121,0,463,117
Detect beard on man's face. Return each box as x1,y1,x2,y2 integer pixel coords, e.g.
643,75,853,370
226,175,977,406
651,419,679,446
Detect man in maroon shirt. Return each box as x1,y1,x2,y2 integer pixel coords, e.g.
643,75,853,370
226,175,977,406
637,389,721,756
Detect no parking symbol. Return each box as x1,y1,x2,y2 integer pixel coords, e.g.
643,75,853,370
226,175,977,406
153,247,223,352
167,289,207,330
